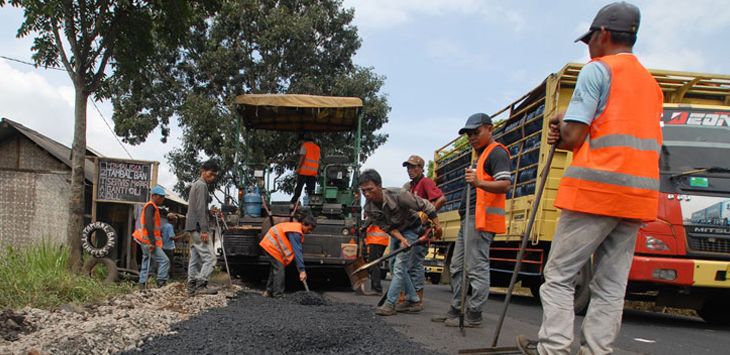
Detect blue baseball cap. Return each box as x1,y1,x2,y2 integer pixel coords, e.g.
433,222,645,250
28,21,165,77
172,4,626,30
151,185,167,197
458,113,493,135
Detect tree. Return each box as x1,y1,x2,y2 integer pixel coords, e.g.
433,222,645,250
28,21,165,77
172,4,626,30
2,0,210,270
112,0,390,199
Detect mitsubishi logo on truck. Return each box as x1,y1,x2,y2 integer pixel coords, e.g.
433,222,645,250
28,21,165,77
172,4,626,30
664,110,730,127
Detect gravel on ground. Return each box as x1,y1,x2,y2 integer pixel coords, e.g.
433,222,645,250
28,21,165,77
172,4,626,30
0,282,240,355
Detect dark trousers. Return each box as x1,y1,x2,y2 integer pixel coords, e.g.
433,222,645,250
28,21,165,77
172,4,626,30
266,255,286,297
367,244,387,292
291,174,316,204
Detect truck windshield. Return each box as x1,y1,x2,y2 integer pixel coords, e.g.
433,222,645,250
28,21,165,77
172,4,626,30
660,109,730,194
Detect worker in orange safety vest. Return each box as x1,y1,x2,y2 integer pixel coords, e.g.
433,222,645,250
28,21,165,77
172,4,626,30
260,214,318,298
517,3,664,354
291,134,320,207
133,185,169,289
364,224,390,294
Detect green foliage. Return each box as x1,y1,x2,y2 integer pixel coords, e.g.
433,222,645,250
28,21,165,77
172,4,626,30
0,241,132,310
426,160,435,179
110,0,391,198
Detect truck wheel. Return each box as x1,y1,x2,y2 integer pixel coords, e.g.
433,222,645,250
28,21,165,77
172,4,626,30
83,257,119,283
698,294,730,325
81,222,117,258
428,273,441,285
573,261,592,315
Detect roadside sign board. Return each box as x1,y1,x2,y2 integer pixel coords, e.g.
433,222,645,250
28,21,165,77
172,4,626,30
95,158,158,204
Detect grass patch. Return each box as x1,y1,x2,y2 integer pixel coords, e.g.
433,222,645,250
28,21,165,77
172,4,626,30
0,240,133,310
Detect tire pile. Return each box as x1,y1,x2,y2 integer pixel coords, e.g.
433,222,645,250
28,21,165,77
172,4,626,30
127,291,442,355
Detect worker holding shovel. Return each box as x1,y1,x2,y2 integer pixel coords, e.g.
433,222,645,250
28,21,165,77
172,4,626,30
259,214,317,298
431,113,512,328
359,169,443,316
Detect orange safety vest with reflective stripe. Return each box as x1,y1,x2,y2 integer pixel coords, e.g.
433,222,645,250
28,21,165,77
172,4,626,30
297,141,320,176
475,142,509,234
132,201,162,247
554,54,664,221
365,225,390,246
259,222,304,266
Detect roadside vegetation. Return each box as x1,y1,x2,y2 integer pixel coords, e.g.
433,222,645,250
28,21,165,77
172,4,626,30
0,241,132,310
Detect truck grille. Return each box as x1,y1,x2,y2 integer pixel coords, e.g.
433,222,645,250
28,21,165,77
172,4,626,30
686,228,730,255
224,235,261,256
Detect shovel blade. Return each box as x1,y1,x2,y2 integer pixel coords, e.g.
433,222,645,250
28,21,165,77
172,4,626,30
344,257,370,292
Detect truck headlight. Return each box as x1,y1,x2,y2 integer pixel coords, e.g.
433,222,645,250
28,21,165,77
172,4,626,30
652,269,677,281
645,236,670,251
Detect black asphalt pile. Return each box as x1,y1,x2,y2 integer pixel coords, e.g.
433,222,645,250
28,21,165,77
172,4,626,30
127,292,442,355
288,291,329,306
0,309,35,342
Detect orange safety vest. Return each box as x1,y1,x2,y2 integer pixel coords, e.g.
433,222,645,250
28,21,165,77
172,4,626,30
297,141,320,176
554,54,664,221
132,201,162,247
259,222,304,266
365,225,390,246
475,142,509,234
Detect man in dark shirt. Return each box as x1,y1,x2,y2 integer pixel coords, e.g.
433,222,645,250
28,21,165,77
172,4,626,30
359,169,443,316
185,159,220,296
431,113,512,328
402,154,446,309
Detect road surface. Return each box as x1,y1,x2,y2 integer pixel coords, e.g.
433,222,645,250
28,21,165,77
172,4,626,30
325,283,730,354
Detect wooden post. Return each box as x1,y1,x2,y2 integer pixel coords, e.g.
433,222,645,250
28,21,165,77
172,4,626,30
91,157,99,222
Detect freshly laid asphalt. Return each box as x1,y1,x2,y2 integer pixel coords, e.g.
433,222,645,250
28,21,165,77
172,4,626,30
126,289,441,355
127,282,730,355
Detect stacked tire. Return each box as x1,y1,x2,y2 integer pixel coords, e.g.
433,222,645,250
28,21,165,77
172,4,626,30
81,221,119,283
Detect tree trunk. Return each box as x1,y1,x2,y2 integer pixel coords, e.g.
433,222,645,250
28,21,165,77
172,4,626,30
67,87,89,272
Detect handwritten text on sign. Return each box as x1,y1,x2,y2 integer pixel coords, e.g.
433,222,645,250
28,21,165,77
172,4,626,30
97,160,152,203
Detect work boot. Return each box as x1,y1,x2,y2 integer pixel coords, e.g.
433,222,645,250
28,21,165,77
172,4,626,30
194,280,219,295
444,310,482,328
138,283,146,291
516,335,539,355
430,306,459,322
156,280,167,288
395,300,423,313
262,290,272,298
375,302,397,316
395,291,406,306
186,279,197,296
416,289,424,308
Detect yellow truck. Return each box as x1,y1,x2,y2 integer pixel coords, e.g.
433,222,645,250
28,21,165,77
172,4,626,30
433,63,730,324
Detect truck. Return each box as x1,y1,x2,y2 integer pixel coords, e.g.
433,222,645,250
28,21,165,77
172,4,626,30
432,63,730,324
217,94,368,289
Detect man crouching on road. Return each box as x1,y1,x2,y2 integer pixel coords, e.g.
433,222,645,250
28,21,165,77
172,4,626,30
185,159,220,296
359,169,443,316
431,113,511,328
260,214,317,298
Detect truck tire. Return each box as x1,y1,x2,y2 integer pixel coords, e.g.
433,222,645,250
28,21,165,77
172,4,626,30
698,294,730,325
81,222,116,258
573,261,592,315
83,257,119,283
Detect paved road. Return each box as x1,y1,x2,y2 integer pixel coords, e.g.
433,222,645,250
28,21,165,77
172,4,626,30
325,283,730,354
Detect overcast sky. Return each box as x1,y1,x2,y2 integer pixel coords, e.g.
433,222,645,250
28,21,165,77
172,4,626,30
2,0,729,202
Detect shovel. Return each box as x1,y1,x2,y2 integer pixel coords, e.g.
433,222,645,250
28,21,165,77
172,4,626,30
350,229,432,275
458,144,557,354
214,212,233,287
459,161,476,336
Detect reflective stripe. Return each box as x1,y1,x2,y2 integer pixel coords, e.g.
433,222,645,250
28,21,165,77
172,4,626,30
270,228,293,259
305,158,318,164
301,166,317,172
367,232,389,238
590,134,661,153
486,207,505,216
564,166,659,191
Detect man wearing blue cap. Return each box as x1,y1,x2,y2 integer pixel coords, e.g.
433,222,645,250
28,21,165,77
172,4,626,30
431,113,512,327
132,185,170,289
